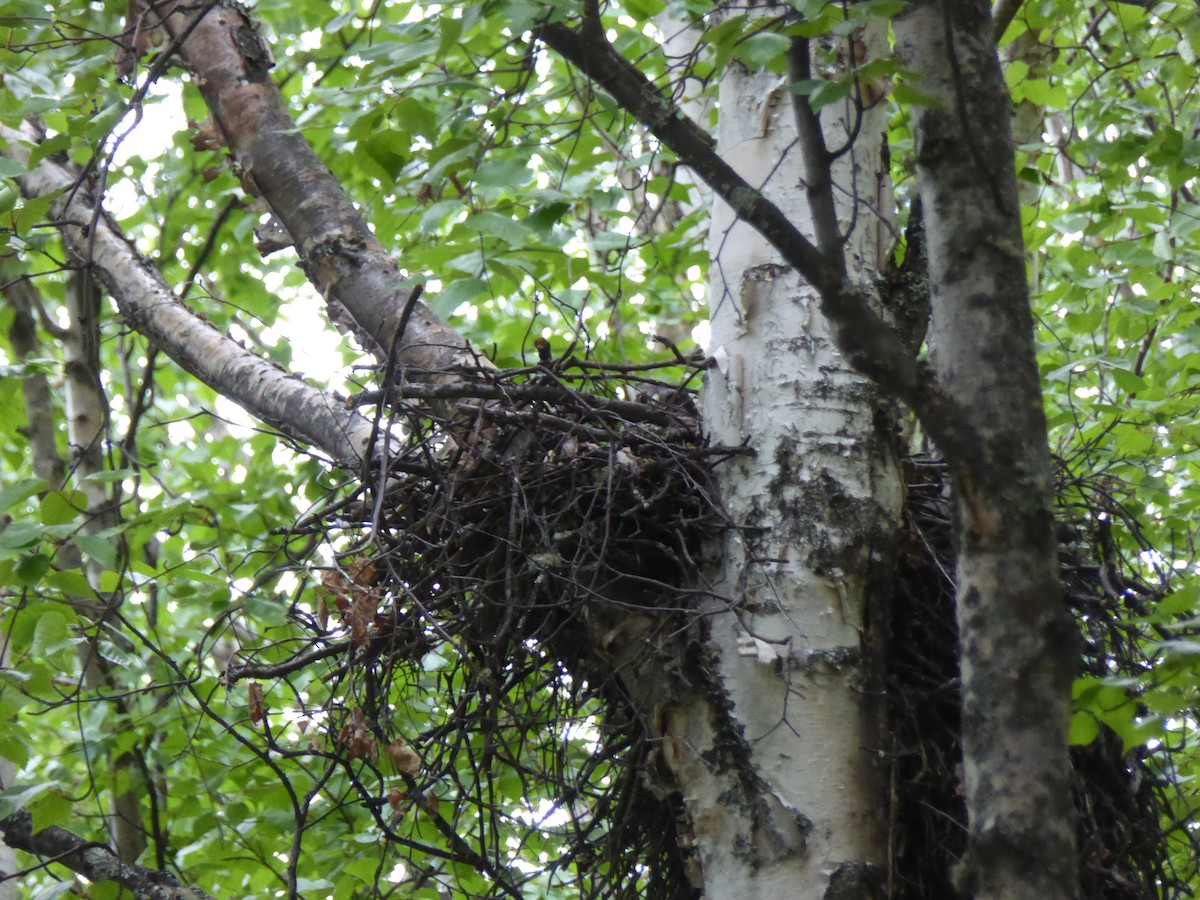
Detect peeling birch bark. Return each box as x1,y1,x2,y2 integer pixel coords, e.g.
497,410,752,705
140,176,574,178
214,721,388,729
685,18,902,896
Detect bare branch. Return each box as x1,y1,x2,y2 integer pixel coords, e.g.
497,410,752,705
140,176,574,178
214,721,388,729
0,122,382,467
785,35,843,262
0,808,215,900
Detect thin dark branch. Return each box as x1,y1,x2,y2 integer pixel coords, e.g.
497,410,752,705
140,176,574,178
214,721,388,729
786,35,843,262
352,380,695,430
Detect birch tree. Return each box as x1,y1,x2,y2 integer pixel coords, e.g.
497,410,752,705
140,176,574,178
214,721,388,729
1,1,1198,899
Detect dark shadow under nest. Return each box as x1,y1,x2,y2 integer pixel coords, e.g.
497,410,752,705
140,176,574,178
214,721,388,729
233,357,1199,898
890,456,1199,899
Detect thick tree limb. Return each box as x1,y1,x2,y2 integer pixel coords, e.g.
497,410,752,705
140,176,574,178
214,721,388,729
150,0,488,382
0,122,381,467
537,20,987,477
0,808,214,900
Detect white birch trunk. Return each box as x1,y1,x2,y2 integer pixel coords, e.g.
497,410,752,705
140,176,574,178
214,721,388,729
670,22,903,898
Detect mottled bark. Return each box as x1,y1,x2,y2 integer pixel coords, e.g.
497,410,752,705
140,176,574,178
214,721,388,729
686,20,899,897
0,272,58,896
3,263,147,862
3,272,67,485
62,270,149,864
0,809,214,900
895,2,1078,898
551,8,901,896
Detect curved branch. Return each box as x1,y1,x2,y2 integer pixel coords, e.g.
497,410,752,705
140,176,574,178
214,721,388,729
1,122,381,467
0,808,215,900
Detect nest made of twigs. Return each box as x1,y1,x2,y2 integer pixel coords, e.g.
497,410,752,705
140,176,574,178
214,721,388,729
280,355,719,897
232,354,1195,898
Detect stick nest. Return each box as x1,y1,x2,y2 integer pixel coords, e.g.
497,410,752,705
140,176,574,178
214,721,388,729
229,356,1197,899
267,354,721,898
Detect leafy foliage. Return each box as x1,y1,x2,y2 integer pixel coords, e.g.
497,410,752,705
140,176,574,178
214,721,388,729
998,0,1200,868
0,0,1198,897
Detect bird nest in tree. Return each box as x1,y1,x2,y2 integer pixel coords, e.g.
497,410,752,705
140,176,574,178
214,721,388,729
228,356,1196,899
250,352,723,898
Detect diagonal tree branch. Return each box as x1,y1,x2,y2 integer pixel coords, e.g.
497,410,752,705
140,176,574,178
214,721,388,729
149,0,489,383
0,121,382,467
536,20,987,477
0,808,215,900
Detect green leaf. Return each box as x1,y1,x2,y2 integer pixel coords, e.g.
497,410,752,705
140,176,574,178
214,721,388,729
0,782,54,819
1108,367,1147,394
1068,711,1100,746
431,277,489,317
472,155,533,190
811,78,854,110
524,201,570,235
735,32,790,72
892,78,942,108
39,489,88,525
75,532,118,570
0,521,45,551
14,552,51,585
0,477,47,512
30,608,73,656
44,567,95,597
464,211,532,245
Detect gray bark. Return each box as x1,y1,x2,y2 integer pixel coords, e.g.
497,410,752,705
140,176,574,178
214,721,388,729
2,272,66,486
1,122,384,467
3,263,147,863
0,809,214,900
62,270,149,864
895,2,1078,898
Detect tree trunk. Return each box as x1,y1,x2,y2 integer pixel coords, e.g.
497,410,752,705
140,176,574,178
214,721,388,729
663,16,902,898
0,2,1087,895
895,3,1078,898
